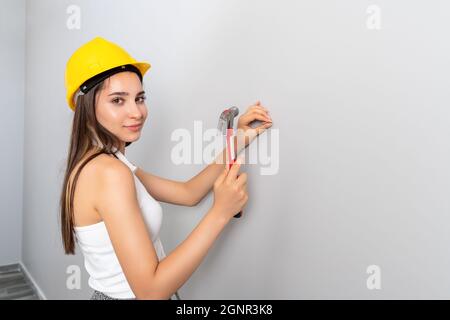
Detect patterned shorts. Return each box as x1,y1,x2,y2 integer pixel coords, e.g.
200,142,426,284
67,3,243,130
90,290,136,300
90,290,173,300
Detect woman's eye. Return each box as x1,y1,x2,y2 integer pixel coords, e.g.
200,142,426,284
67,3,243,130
111,96,146,104
136,96,147,103
112,98,123,104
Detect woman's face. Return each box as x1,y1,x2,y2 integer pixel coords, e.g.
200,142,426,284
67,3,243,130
95,71,147,147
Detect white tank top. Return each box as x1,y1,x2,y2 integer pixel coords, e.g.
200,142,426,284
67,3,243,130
74,149,173,299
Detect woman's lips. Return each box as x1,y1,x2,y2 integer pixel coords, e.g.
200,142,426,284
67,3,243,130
125,124,142,131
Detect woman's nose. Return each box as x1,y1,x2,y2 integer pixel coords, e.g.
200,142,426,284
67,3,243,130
128,101,143,118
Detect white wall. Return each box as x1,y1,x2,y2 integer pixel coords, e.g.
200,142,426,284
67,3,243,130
0,0,25,266
19,0,450,299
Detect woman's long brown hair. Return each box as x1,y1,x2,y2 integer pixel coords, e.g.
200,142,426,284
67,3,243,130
59,79,133,254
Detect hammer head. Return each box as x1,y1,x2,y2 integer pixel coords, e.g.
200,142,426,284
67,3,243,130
218,106,240,135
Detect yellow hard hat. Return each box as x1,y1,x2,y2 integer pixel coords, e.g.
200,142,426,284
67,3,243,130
64,36,151,111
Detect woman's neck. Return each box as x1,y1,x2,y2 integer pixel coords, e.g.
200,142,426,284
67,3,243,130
119,142,125,154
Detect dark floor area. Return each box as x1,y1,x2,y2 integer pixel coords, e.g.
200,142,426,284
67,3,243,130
0,263,40,300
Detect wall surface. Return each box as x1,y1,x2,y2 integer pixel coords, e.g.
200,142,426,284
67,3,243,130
21,0,450,299
0,0,25,266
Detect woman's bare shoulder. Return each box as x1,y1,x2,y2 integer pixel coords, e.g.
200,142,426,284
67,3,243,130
75,150,136,196
70,150,117,181
71,150,131,227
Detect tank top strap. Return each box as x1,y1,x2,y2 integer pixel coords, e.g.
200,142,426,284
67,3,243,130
112,147,137,173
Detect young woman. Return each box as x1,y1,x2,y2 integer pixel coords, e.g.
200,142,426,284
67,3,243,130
60,36,273,300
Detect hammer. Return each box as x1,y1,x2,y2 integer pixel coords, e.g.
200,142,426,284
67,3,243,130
218,106,242,218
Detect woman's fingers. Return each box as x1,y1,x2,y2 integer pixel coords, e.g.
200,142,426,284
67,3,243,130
252,109,272,122
249,103,269,112
249,105,270,117
215,166,229,186
236,172,247,187
240,114,269,128
249,105,268,113
240,102,273,131
225,158,242,184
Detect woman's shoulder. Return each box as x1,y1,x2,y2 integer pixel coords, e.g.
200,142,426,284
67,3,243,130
71,149,133,227
72,149,132,184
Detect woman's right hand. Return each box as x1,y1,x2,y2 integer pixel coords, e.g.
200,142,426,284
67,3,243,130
212,157,248,222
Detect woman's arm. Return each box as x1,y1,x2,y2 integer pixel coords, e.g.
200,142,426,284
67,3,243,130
97,158,230,299
185,136,241,206
134,168,195,206
136,102,270,208
135,136,241,208
187,102,272,206
153,206,229,299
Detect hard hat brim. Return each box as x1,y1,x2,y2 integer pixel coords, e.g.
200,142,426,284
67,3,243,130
68,61,151,111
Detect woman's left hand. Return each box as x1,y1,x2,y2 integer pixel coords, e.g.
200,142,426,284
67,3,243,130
236,101,273,152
